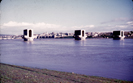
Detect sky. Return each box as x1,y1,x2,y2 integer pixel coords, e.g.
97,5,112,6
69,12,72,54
0,0,133,35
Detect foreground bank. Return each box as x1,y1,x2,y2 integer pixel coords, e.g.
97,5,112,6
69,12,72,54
0,63,132,83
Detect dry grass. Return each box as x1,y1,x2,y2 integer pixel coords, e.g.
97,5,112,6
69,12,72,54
0,63,132,83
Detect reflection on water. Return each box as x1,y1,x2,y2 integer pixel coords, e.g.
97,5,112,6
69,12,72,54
74,40,87,46
120,40,125,46
1,39,133,81
112,39,125,46
23,41,34,44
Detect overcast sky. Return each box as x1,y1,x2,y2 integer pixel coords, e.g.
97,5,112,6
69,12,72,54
1,0,133,35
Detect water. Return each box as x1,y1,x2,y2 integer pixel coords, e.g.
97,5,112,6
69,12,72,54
1,38,133,81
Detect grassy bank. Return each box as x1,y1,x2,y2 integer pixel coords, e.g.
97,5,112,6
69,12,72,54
0,63,132,83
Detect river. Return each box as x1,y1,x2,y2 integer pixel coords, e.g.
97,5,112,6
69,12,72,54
1,38,133,81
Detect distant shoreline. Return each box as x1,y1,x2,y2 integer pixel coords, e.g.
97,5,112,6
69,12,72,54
0,31,133,40
0,63,132,83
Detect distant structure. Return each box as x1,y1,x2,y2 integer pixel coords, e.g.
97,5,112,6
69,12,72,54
23,29,34,41
113,30,125,40
74,30,87,40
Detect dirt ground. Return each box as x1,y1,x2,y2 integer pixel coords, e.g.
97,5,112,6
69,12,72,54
0,63,132,83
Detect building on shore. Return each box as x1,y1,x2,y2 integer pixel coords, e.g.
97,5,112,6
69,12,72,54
74,30,87,40
113,30,125,40
22,29,34,41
